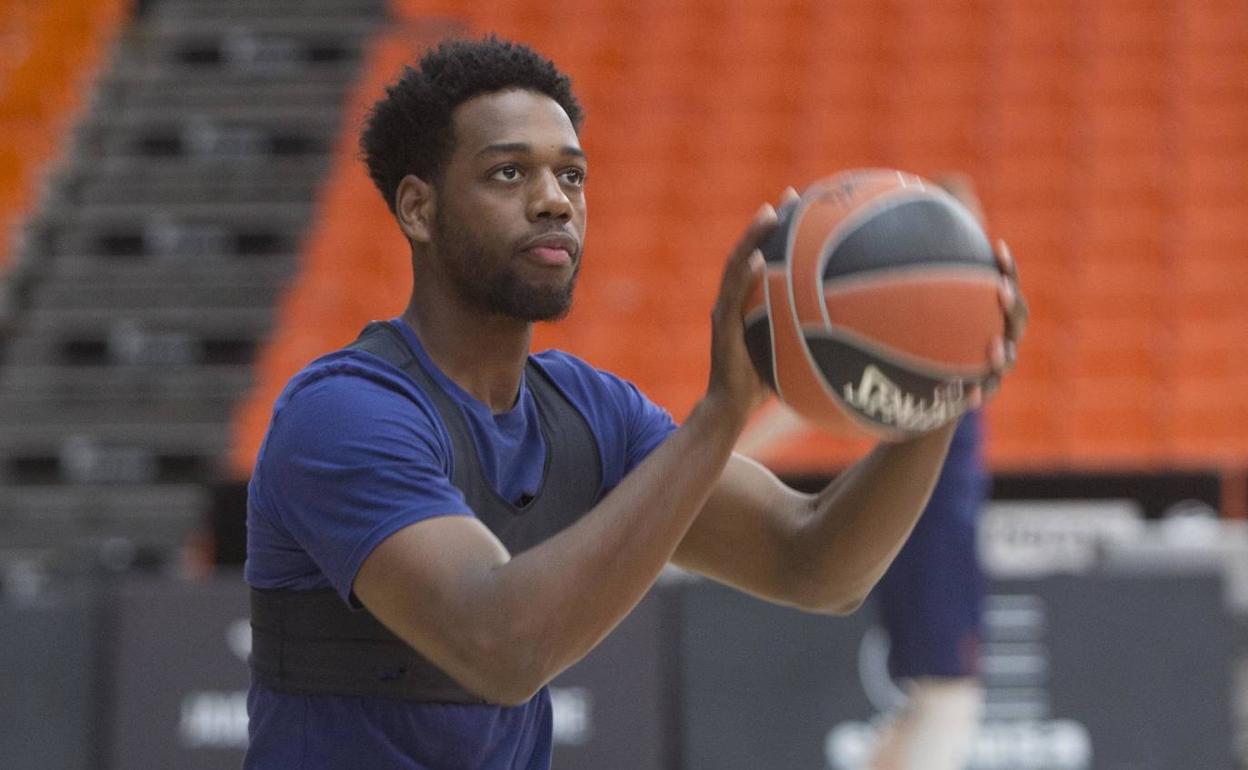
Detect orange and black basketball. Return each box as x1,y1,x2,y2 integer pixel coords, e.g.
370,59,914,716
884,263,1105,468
744,169,1004,441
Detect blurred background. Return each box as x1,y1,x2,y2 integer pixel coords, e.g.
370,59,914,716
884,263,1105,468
0,0,1245,768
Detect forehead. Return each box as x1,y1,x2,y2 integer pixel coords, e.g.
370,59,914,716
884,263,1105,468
449,89,581,157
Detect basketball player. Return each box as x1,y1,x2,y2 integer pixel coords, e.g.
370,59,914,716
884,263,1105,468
243,38,1026,769
737,175,996,770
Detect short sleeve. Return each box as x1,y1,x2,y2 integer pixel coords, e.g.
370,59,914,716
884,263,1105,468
252,363,472,603
596,371,678,475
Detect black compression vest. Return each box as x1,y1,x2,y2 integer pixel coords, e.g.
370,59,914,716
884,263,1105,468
250,321,604,703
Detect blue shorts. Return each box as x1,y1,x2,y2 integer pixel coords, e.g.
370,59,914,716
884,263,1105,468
874,412,987,679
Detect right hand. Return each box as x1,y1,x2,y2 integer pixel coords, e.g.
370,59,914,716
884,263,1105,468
704,201,781,427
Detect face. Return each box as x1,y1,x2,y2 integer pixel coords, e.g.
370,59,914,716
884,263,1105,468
427,89,587,322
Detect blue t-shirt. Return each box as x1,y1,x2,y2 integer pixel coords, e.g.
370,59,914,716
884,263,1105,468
244,319,677,770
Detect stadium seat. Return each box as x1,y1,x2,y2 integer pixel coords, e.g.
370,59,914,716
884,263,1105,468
1069,376,1167,465
0,0,129,273
1168,376,1248,462
986,378,1068,468
222,0,1248,476
1181,2,1248,48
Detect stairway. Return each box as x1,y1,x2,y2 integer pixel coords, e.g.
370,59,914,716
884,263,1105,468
0,0,388,572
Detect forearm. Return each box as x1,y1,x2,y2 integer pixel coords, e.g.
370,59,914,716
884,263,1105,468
473,397,743,700
786,421,958,611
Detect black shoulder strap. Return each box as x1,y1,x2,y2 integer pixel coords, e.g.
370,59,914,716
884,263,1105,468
346,321,478,496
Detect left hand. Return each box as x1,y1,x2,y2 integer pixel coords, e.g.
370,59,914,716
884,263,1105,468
972,239,1028,406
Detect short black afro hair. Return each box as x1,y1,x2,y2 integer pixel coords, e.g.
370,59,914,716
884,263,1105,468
360,36,584,215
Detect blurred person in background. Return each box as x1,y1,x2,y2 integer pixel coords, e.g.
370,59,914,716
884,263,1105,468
738,174,993,770
243,38,1024,770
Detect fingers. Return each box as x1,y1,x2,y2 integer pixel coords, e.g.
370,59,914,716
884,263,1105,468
975,331,1017,404
729,202,779,264
780,186,801,207
995,238,1029,346
967,384,984,409
718,203,777,306
989,335,1020,372
995,239,1020,280
715,249,765,323
971,242,1026,407
990,337,1007,370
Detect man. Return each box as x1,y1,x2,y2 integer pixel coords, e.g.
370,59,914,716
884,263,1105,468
244,37,1025,769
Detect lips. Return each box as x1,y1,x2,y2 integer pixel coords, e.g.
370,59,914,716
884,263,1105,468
519,232,579,267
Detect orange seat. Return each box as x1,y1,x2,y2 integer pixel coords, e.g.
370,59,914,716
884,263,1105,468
1086,52,1169,100
986,381,1069,469
1170,320,1248,380
1175,50,1248,97
1068,376,1167,466
1180,3,1248,48
991,103,1079,154
1167,376,1248,462
1179,152,1248,200
1177,100,1248,148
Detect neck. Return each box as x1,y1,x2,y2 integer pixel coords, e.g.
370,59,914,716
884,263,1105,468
401,289,532,414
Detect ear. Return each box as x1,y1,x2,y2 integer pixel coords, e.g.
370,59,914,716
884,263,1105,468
395,174,435,244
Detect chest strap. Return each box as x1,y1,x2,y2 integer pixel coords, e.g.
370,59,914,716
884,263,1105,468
250,321,603,702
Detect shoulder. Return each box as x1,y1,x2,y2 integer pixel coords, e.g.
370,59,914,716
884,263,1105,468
530,348,646,408
264,348,451,459
279,348,431,412
530,349,677,473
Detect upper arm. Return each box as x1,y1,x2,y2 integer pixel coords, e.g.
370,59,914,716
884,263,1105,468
255,367,473,602
352,516,521,701
672,452,813,606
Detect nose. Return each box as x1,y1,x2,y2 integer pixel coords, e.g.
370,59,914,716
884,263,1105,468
527,169,573,222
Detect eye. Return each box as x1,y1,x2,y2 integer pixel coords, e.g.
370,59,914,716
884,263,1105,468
561,167,587,187
492,165,521,182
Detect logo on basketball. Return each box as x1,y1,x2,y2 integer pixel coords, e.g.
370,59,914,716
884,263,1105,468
841,366,968,433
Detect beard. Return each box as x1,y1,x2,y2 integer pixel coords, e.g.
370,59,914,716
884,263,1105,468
433,206,579,323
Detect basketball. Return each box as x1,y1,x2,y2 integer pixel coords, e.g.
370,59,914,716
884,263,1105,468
744,169,1004,441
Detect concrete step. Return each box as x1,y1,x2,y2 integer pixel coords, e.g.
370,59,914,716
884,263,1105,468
57,154,326,183
23,203,309,258
0,396,237,427
83,100,344,125
21,305,274,336
92,77,350,114
73,112,335,160
146,0,387,24
0,483,208,551
51,156,327,206
2,327,263,367
9,306,274,369
137,14,383,39
27,280,282,313
0,423,229,485
34,255,294,284
0,364,253,403
94,68,355,98
113,19,374,77
48,174,323,208
35,201,311,226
